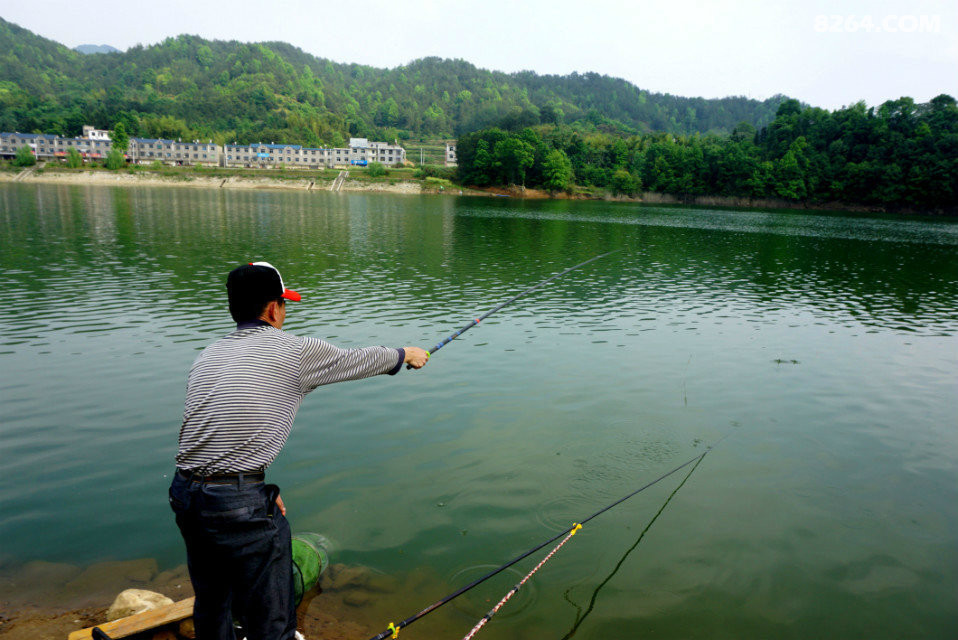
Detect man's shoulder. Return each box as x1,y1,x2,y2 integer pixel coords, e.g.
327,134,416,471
234,326,305,346
198,327,304,358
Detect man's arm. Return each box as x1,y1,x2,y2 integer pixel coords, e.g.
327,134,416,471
298,338,428,391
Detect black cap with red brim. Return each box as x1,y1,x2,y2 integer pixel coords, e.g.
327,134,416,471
248,261,301,301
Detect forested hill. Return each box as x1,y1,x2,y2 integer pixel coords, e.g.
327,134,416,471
0,17,788,145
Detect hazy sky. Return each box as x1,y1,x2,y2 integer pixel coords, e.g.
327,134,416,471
4,0,956,110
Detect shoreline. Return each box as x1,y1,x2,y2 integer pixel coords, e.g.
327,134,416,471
0,557,445,640
0,168,445,196
0,168,948,216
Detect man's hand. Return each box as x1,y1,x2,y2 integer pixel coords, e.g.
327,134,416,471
275,493,286,516
404,346,430,369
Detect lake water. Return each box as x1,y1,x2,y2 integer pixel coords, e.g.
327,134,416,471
0,183,956,639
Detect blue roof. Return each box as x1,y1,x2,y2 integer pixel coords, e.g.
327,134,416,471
132,137,176,145
1,132,60,140
227,143,304,150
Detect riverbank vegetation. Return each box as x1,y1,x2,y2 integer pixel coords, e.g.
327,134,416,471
457,96,958,211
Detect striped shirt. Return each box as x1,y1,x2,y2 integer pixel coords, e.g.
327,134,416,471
176,321,404,473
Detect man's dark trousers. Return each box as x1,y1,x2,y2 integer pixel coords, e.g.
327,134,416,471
169,471,296,640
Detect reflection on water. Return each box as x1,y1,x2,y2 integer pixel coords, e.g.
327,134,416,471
1,183,956,639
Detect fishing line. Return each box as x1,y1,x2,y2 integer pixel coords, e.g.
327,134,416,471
559,453,707,639
408,250,620,369
365,438,722,640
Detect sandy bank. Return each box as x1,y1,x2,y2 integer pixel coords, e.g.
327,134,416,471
0,169,456,197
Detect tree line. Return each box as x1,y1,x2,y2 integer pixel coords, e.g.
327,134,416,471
456,96,958,211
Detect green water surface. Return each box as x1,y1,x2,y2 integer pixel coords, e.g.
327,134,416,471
0,184,956,639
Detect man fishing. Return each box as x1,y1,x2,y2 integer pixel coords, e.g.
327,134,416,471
169,261,430,640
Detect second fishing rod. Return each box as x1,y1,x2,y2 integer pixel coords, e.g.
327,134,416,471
408,249,620,369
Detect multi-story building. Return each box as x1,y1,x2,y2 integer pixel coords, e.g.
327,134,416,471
1,131,219,167
445,141,457,167
0,131,113,161
132,139,220,166
223,138,405,169
2,128,405,169
349,138,406,166
225,143,324,168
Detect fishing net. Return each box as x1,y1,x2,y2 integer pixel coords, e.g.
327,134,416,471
292,533,330,605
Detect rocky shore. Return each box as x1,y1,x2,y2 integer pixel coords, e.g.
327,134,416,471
0,168,481,197
0,558,468,640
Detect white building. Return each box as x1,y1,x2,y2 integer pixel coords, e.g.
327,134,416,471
445,141,457,167
348,138,405,166
82,125,111,141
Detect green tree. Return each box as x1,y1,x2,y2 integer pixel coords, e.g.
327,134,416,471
470,139,495,185
196,44,214,68
745,161,773,197
493,137,534,185
66,146,82,168
611,169,639,195
111,121,129,151
540,104,563,125
542,148,573,191
104,147,126,170
367,162,387,177
772,143,807,200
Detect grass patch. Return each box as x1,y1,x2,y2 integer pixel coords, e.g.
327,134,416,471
423,176,453,189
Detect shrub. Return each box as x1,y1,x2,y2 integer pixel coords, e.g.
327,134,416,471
367,162,388,177
104,148,126,170
414,165,456,181
13,146,36,167
66,147,83,168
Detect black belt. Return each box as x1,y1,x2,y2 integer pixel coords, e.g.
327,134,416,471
177,468,265,484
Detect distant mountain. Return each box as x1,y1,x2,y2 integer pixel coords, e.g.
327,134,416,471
74,44,120,55
1,17,790,145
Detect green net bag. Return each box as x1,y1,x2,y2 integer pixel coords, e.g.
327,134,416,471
292,533,330,605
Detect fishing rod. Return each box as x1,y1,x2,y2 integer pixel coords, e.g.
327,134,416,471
366,439,722,640
408,250,620,369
